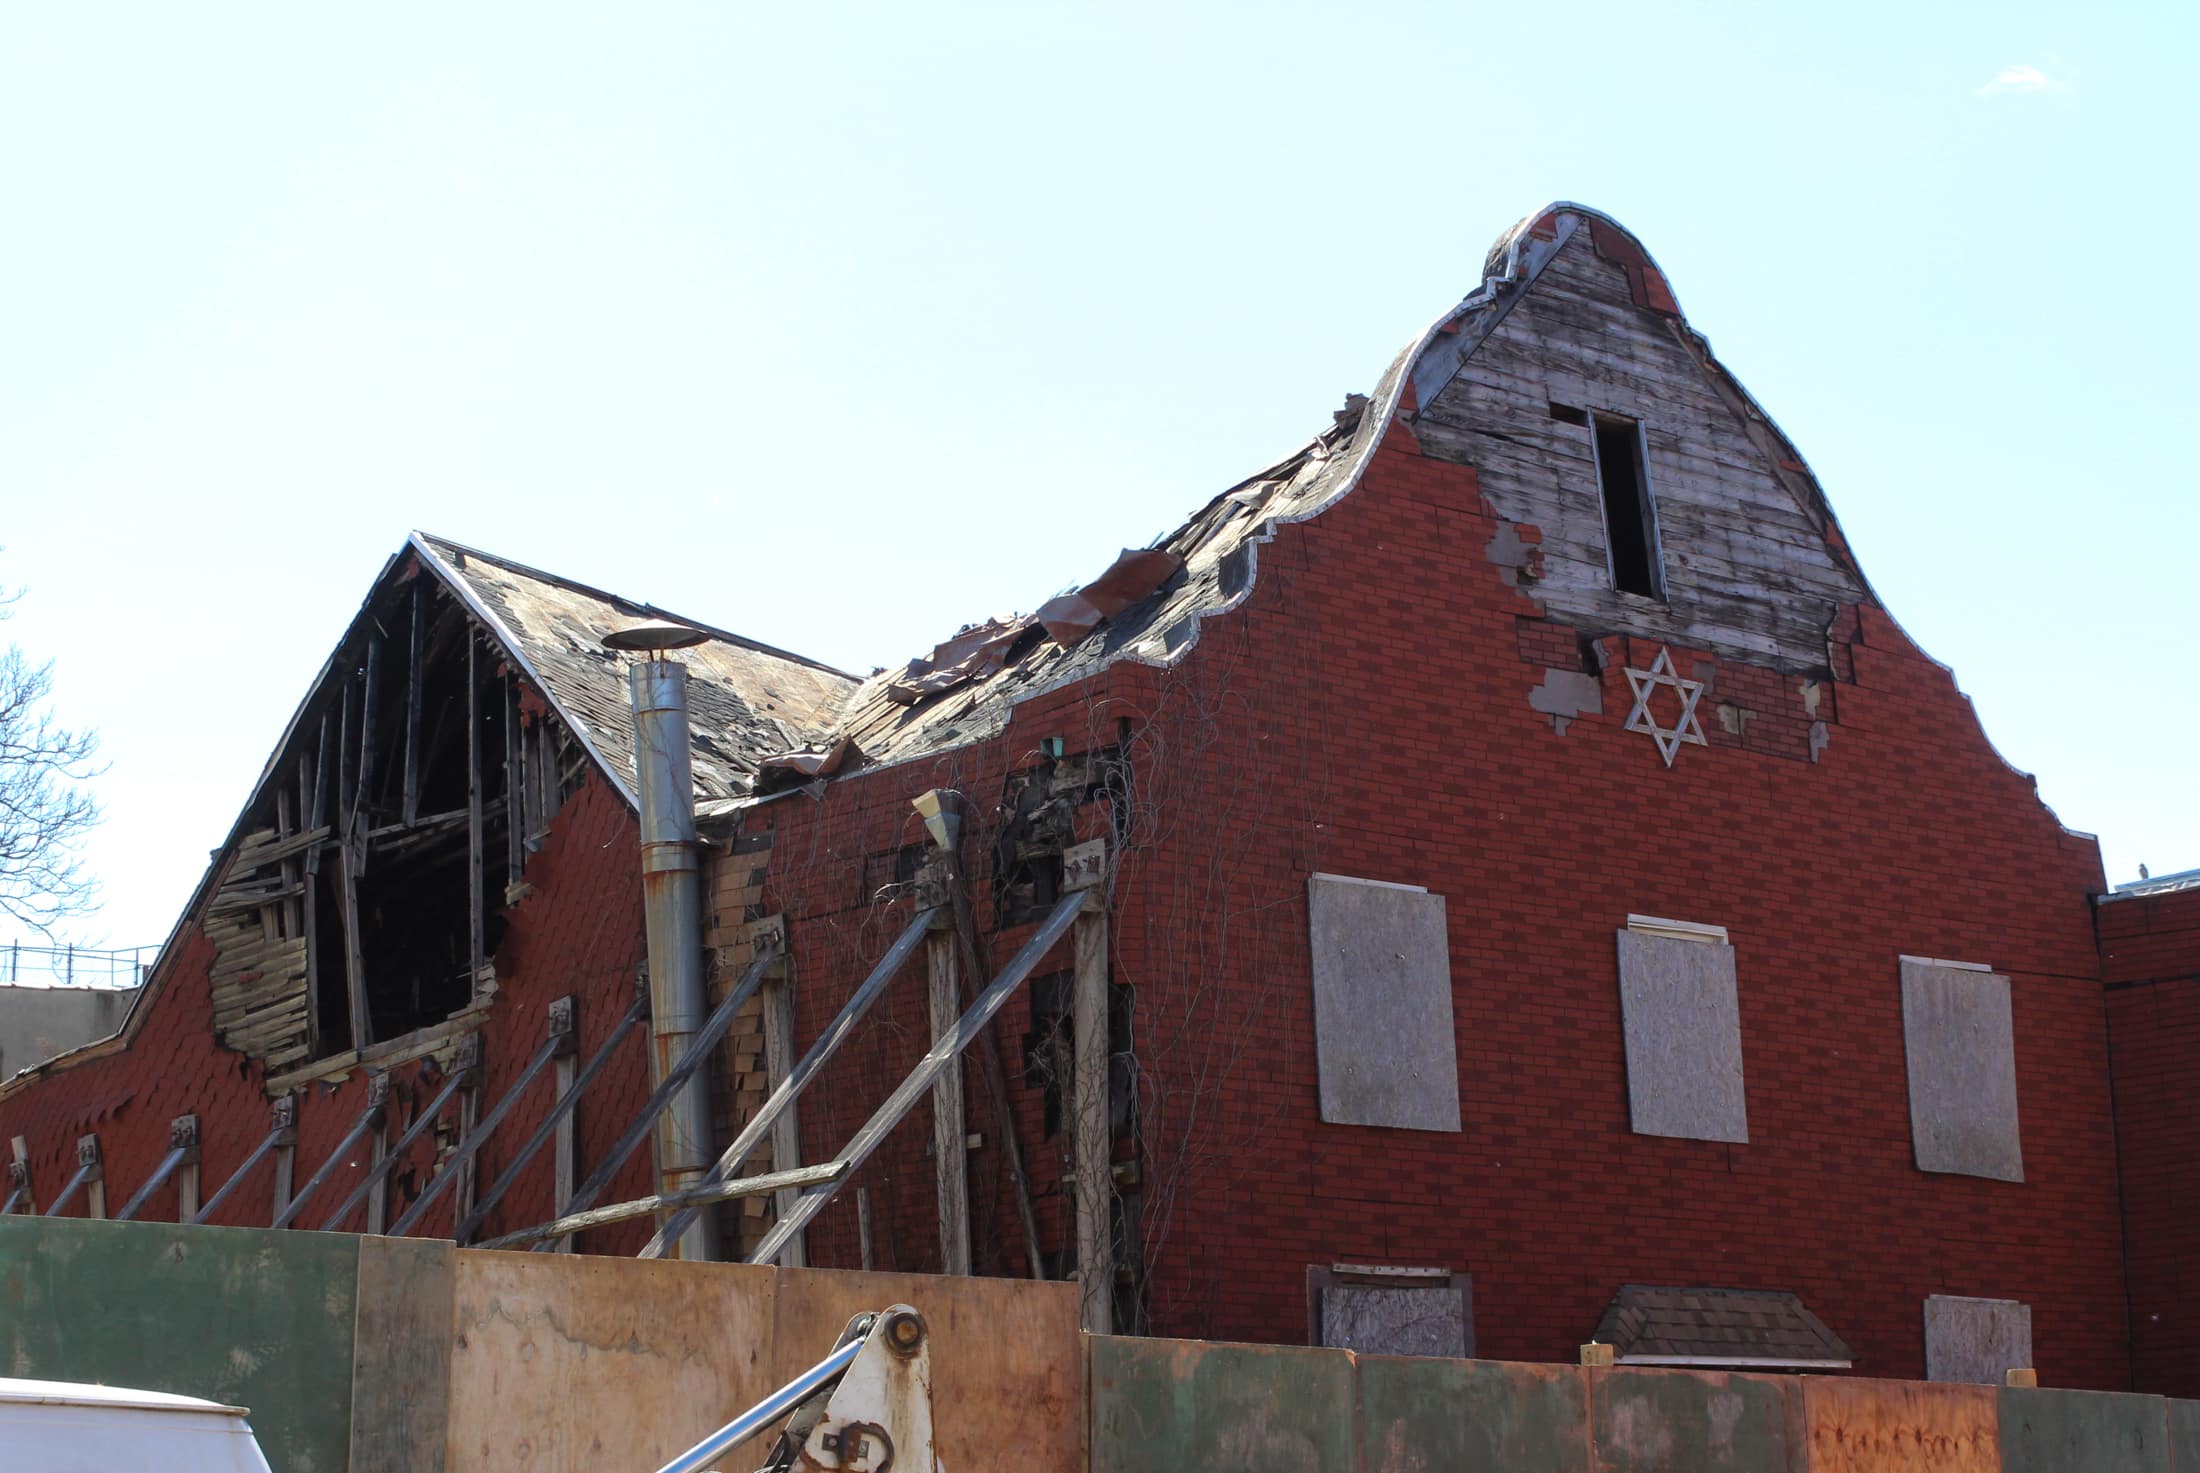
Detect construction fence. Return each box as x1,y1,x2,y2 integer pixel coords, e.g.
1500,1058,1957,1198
3,1214,2197,1472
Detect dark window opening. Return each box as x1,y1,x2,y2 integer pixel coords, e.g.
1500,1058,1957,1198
1592,416,1663,599
1548,401,1589,426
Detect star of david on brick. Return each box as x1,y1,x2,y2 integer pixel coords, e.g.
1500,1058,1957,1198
1623,647,1707,768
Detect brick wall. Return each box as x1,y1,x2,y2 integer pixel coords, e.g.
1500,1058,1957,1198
0,770,658,1252
2101,882,2200,1395
735,420,2131,1387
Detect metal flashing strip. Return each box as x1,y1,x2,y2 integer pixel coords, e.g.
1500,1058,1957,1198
1900,954,1993,973
643,906,939,1259
747,887,1090,1266
1617,1355,1854,1370
1308,873,1428,894
1626,914,1730,945
521,947,776,1250
454,992,649,1244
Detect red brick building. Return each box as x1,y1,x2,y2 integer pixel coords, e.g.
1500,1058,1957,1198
0,204,2170,1392
2100,873,2200,1396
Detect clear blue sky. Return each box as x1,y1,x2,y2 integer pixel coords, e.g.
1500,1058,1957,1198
2,2,2192,954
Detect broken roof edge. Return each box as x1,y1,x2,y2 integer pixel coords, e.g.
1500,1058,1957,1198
409,531,858,681
0,547,422,1097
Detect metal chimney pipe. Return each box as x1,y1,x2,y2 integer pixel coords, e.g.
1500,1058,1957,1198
628,658,721,1262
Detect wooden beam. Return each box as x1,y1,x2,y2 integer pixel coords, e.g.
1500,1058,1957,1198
1072,901,1113,1334
551,1040,577,1254
762,966,808,1268
402,580,424,826
308,713,331,839
466,634,485,991
946,865,1047,1280
353,628,383,839
503,677,523,882
927,930,971,1276
340,832,371,1050
482,1163,842,1251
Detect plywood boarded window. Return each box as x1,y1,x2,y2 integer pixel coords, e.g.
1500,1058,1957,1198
1307,1265,1473,1359
1924,1295,2031,1384
1306,875,1460,1133
1615,916,1748,1143
1900,957,2023,1182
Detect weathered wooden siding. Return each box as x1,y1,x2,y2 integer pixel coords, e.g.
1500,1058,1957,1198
1417,228,1869,670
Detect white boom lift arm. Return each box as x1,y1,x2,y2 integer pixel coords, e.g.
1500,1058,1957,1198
654,1305,938,1473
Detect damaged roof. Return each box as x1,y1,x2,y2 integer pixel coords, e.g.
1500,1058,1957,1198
413,534,859,804
787,200,1854,778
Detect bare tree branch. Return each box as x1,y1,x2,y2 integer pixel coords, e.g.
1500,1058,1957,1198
0,579,104,936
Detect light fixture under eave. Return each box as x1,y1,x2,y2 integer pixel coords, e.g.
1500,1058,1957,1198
601,619,711,652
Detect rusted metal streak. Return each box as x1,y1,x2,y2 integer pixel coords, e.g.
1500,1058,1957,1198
319,1068,470,1231
642,906,938,1259
524,948,773,1251
453,992,648,1244
748,887,1088,1265
388,1028,565,1237
480,1163,842,1251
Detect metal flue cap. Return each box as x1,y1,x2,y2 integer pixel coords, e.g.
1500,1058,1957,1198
601,618,711,652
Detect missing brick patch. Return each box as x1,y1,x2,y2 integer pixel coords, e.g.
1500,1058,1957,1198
1809,721,1831,763
1530,668,1603,735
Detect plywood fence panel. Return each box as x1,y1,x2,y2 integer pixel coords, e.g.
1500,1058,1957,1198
769,1262,1084,1473
445,1251,777,1473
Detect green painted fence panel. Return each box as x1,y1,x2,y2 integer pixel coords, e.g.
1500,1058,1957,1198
1360,1354,1590,1473
0,1215,361,1473
2001,1386,2171,1473
2172,1400,2200,1473
1090,1335,1356,1473
1590,1367,1804,1472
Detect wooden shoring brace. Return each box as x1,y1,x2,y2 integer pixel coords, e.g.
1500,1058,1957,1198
388,999,576,1237
746,886,1090,1267
760,951,806,1267
519,946,780,1253
1065,839,1114,1334
453,990,649,1245
939,841,1047,1281
481,1164,841,1252
3,1137,30,1216
642,908,936,1260
114,1115,200,1223
925,909,971,1277
43,1135,102,1218
272,1074,389,1229
320,1048,476,1232
194,1097,295,1225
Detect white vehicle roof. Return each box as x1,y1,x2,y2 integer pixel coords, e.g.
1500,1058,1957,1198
0,1377,249,1416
